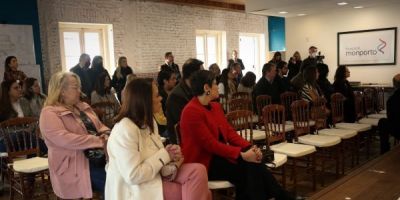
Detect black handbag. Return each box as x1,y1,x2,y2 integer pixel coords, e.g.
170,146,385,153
79,110,106,168
260,145,275,165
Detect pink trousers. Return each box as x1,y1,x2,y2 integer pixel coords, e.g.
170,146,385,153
163,163,211,200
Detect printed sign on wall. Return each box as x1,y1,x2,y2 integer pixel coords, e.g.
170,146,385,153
338,27,397,66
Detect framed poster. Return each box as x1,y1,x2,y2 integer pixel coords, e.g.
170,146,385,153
338,27,397,66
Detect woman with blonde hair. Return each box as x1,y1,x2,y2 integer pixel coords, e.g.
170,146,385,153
39,72,109,199
112,56,134,102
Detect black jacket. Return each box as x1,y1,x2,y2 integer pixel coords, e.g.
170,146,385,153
287,60,302,80
166,81,193,144
70,64,92,98
111,66,133,102
387,88,400,133
161,63,181,81
317,78,334,107
333,80,356,123
228,58,245,70
253,77,285,105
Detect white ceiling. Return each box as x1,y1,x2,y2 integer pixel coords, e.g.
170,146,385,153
245,0,400,17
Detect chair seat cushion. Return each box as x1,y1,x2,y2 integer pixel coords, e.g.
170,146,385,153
298,135,341,148
259,124,295,132
358,118,380,126
335,123,371,132
286,120,316,126
12,157,48,173
208,180,234,189
266,153,287,168
270,142,316,157
237,129,266,141
368,114,386,119
318,128,357,139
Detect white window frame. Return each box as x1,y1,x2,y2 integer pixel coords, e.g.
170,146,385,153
239,33,266,80
59,22,115,73
196,30,226,69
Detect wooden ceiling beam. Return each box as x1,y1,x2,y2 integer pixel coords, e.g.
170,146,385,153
150,0,245,12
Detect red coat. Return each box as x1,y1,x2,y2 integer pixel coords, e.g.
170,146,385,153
180,97,250,171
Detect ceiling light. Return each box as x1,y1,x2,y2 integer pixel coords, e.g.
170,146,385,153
354,6,364,9
337,2,348,6
297,14,306,16
279,11,288,14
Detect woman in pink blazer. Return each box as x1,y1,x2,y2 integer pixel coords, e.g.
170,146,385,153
39,72,109,199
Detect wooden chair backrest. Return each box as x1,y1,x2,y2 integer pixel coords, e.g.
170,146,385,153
363,88,376,115
0,117,40,159
330,93,345,125
376,87,385,112
227,110,253,143
262,104,286,146
353,91,364,120
219,94,229,113
229,98,252,112
91,101,119,128
280,91,298,121
311,97,327,130
232,92,251,101
256,95,272,126
291,100,311,137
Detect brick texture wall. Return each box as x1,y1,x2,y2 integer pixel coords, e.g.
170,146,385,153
37,0,267,83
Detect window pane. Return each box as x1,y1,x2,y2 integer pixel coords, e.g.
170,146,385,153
207,36,217,65
84,32,101,59
196,36,205,62
63,32,81,70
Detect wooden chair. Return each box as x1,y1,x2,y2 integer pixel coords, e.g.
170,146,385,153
0,117,50,200
376,87,386,114
364,88,386,119
263,104,316,193
174,123,234,199
231,92,251,101
291,100,341,185
256,95,272,128
228,98,252,112
280,91,298,121
91,101,120,128
219,94,229,113
227,110,254,143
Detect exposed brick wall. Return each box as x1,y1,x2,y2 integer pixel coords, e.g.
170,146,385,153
37,0,267,83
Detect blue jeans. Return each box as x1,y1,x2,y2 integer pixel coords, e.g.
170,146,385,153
89,162,106,199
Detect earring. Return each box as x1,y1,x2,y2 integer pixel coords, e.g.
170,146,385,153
206,91,210,95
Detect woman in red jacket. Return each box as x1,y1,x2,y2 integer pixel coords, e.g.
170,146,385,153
180,70,295,200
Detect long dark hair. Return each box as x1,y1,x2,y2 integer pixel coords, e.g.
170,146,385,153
219,68,230,97
240,72,256,88
91,56,105,72
334,65,347,83
94,72,112,96
4,56,16,72
23,77,46,100
114,78,155,133
0,80,21,121
303,66,318,87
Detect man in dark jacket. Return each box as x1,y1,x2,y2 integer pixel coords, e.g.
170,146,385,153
160,52,181,81
166,58,203,144
379,74,400,154
253,62,285,105
70,53,92,98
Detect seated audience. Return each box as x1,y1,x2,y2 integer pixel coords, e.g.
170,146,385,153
39,72,109,199
231,62,243,84
378,74,400,154
316,63,334,106
157,69,177,113
22,77,46,117
277,61,291,91
218,67,237,100
180,70,295,200
0,79,33,122
237,71,256,97
3,56,27,81
160,52,181,81
105,78,210,200
287,51,302,80
112,56,134,102
333,65,356,122
70,53,92,98
300,66,322,104
209,63,221,83
253,63,284,104
166,58,203,144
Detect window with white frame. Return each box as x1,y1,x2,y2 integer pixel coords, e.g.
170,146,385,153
59,22,115,72
196,30,226,69
239,33,266,80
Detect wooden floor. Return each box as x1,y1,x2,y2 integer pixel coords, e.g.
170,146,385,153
0,137,396,200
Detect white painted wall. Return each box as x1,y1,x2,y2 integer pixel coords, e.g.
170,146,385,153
286,4,400,84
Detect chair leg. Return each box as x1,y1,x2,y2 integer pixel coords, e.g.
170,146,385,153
19,173,27,200
292,158,297,194
281,165,286,189
41,172,49,200
9,168,15,200
311,154,316,191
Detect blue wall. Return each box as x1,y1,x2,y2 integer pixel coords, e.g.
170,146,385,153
0,0,43,85
268,16,286,52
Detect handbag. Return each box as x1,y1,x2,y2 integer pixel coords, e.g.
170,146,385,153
79,110,106,168
260,145,275,165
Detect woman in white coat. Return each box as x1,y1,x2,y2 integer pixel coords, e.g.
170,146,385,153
105,78,211,200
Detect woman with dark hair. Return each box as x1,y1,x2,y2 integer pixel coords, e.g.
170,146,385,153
112,56,134,102
238,71,256,97
218,67,237,100
105,78,210,200
180,70,295,200
3,56,27,81
0,80,33,122
287,51,302,80
300,66,321,103
209,63,221,83
317,63,334,106
90,56,110,94
23,77,46,117
269,51,284,66
333,65,356,122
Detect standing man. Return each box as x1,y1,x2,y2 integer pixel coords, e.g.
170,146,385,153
160,52,181,81
228,50,245,84
70,53,92,98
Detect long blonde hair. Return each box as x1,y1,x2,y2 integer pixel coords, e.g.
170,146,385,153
115,56,128,79
44,72,81,106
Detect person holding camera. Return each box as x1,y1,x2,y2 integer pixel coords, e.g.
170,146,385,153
40,72,109,199
180,70,295,200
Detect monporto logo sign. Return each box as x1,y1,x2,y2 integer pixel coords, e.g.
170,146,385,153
338,28,396,66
